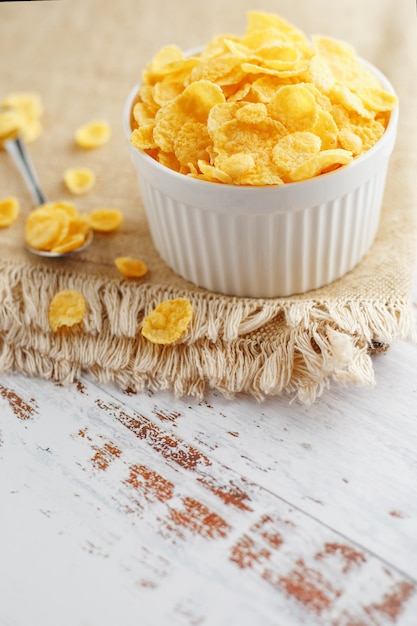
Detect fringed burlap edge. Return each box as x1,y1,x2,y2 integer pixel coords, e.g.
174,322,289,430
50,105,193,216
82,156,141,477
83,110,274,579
0,261,415,403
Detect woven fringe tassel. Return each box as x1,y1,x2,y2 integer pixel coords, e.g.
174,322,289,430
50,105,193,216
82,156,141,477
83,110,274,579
0,260,415,403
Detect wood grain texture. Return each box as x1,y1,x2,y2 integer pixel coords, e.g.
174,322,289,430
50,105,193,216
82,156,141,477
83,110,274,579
1,272,416,626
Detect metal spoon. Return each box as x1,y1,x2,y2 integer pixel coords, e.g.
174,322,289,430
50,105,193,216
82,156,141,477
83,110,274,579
3,135,93,257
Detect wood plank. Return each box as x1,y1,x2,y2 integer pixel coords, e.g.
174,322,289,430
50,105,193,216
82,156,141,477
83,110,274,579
1,372,416,625
90,334,417,581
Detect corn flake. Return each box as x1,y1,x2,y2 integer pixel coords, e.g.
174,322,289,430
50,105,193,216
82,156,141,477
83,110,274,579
52,233,88,254
143,46,200,85
349,119,385,152
75,120,111,149
268,85,318,131
235,103,268,124
131,124,158,151
216,153,256,179
245,10,310,49
88,208,123,232
158,150,181,172
141,297,192,344
338,128,363,155
289,148,353,182
272,132,322,181
64,167,96,195
173,121,211,172
44,200,79,218
195,160,232,184
0,196,19,227
309,109,338,150
144,45,184,75
115,256,148,278
48,290,86,332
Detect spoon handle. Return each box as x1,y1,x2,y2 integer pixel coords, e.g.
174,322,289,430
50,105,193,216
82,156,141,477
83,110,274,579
4,135,47,206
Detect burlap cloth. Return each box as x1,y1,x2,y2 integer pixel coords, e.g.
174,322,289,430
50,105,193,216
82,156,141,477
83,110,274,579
1,0,416,403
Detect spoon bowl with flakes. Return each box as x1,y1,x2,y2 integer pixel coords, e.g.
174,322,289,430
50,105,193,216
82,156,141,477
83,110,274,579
3,134,93,257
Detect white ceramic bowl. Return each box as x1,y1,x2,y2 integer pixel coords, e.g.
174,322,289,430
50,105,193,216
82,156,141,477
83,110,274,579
123,61,398,298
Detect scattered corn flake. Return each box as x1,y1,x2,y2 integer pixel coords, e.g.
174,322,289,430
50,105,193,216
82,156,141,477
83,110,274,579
75,120,111,149
130,11,397,185
88,208,123,232
0,196,19,227
141,297,192,344
115,256,148,278
48,289,86,332
64,167,96,195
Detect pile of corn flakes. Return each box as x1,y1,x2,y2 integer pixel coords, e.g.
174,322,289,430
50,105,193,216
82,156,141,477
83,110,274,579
75,120,111,149
130,11,397,185
24,202,124,254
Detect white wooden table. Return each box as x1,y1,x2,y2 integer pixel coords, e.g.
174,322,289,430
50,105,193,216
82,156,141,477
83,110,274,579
1,268,416,626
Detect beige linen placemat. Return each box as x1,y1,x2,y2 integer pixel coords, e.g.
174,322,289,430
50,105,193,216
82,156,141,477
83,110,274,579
0,0,416,402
